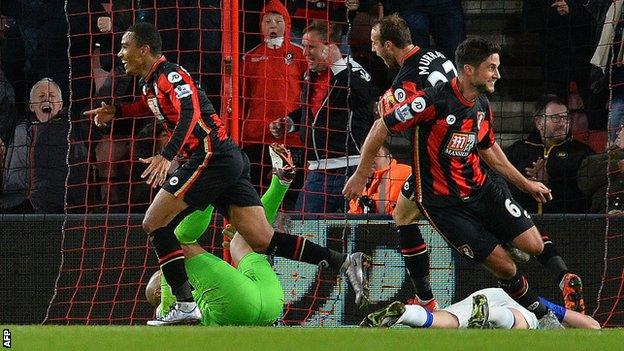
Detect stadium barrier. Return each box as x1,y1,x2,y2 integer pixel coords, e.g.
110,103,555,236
0,214,616,326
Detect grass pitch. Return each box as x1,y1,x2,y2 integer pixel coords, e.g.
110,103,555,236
4,326,623,351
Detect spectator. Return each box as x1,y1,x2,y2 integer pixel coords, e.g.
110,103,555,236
1,1,69,105
271,20,375,213
0,61,15,142
287,0,349,40
356,0,466,63
0,78,84,213
241,0,307,202
348,142,410,215
587,0,624,142
524,1,600,128
578,126,624,214
505,94,593,213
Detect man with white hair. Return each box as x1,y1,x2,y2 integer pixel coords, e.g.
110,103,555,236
1,78,70,213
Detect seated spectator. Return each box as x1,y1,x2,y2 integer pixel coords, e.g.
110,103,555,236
505,94,593,213
1,78,82,213
348,142,410,215
578,127,624,214
241,0,307,205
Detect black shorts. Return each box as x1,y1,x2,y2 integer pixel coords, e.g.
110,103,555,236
400,174,416,200
162,146,262,217
419,179,535,262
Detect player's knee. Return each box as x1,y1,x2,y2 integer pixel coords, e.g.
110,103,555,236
525,239,544,256
392,208,419,226
392,210,407,225
248,236,270,253
486,253,517,279
142,217,159,235
497,262,517,279
516,235,544,256
142,220,152,234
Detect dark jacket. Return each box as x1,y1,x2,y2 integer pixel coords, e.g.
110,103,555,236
295,58,375,164
2,111,70,213
578,146,624,213
505,128,593,213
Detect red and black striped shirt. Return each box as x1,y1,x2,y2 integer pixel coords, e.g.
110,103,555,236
378,47,457,165
383,77,495,207
119,56,231,160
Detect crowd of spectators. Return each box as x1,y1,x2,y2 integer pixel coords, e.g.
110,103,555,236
0,1,621,216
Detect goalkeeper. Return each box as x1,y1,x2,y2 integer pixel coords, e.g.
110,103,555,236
145,144,294,326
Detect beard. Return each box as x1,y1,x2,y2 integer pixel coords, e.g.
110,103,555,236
380,51,398,68
474,80,494,94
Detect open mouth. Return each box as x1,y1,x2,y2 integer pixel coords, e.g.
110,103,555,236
269,32,277,39
41,106,52,113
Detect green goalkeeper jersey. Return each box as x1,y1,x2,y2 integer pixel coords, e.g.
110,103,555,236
160,251,284,326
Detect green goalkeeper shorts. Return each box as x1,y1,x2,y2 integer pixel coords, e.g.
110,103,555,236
186,252,284,326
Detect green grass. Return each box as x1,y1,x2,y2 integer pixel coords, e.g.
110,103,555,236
3,326,624,351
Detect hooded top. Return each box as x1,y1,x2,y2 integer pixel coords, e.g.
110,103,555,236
241,0,306,147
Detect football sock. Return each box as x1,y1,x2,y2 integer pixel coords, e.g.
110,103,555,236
397,224,433,301
397,304,434,328
535,235,569,284
262,175,291,224
498,274,548,319
489,307,516,329
150,226,194,302
159,272,176,315
266,231,346,269
175,205,215,244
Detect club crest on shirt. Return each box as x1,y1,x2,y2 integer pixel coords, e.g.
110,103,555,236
556,151,568,159
285,52,293,65
379,88,397,116
476,111,485,130
444,132,476,157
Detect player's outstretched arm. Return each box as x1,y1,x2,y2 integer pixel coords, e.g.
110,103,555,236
479,142,552,203
343,118,388,200
83,101,116,127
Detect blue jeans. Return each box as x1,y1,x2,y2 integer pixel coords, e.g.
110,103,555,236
296,167,356,214
400,2,466,62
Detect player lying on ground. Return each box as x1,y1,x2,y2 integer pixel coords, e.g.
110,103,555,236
361,288,600,330
146,228,284,326
146,143,295,325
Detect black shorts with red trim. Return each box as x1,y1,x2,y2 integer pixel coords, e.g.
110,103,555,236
162,145,262,216
418,178,534,262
